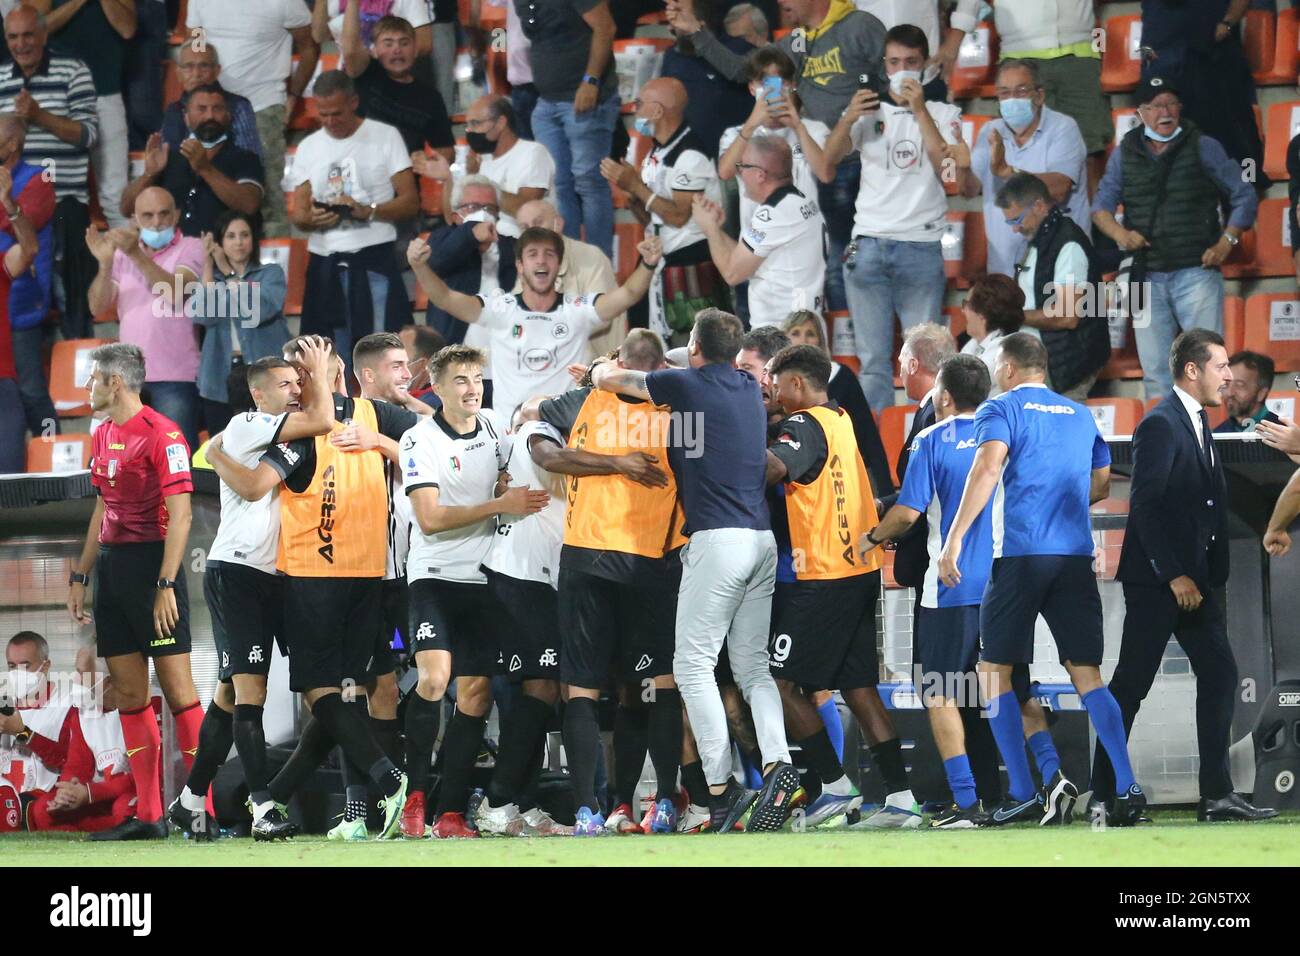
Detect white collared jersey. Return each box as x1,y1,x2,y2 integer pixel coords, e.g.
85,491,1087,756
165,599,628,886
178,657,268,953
401,408,510,584
384,456,412,581
208,409,288,573
482,420,567,588
740,184,827,329
475,289,603,420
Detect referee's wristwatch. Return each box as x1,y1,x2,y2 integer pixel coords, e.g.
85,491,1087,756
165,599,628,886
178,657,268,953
68,571,89,587
156,577,177,590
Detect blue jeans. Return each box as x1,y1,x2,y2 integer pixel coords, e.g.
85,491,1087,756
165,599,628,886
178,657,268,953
844,236,947,413
531,94,620,258
0,379,25,474
11,325,57,437
817,155,861,313
1136,267,1225,399
336,267,392,386
510,83,539,142
143,381,201,453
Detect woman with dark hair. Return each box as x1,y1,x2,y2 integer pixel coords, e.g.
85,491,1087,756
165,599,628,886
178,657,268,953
959,273,1025,397
191,210,291,434
782,310,894,496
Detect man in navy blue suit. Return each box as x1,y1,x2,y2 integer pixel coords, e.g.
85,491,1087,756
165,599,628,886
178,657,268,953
1091,328,1276,823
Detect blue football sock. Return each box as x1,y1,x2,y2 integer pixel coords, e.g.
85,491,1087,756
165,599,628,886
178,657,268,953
942,754,978,810
1082,687,1136,793
1027,730,1061,782
985,691,1035,802
817,697,845,762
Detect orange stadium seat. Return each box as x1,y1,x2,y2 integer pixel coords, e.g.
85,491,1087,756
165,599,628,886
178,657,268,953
1099,288,1142,381
1225,294,1245,356
162,59,182,109
1108,107,1141,157
1265,390,1300,421
949,20,998,99
878,405,919,486
827,310,859,374
51,339,113,418
943,211,986,289
1223,198,1292,279
941,305,967,341
1244,293,1300,372
1085,397,1145,437
612,222,645,283
26,434,92,474
1246,8,1299,85
1263,100,1300,181
1100,15,1143,93
261,238,308,317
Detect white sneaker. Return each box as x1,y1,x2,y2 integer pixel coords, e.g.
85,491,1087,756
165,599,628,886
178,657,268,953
678,803,711,833
473,800,528,837
521,806,574,837
851,790,923,830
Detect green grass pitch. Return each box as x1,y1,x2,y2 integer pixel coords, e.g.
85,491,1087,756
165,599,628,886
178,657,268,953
8,812,1300,867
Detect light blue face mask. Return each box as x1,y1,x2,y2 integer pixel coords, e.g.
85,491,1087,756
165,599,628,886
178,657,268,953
140,226,175,250
1144,124,1182,143
633,116,655,138
999,97,1036,132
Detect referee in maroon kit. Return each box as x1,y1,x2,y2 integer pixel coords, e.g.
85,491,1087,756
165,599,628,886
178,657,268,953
66,344,205,840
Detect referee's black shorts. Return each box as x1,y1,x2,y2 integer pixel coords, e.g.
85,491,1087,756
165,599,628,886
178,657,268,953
205,560,282,681
95,542,191,659
282,575,382,693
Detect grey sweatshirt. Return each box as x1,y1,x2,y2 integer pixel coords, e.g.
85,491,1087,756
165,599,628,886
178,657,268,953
687,8,887,129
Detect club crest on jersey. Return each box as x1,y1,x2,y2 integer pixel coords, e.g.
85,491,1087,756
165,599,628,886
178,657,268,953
107,459,118,480
552,322,569,338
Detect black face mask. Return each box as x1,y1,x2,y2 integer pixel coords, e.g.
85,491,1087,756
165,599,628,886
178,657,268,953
466,131,496,155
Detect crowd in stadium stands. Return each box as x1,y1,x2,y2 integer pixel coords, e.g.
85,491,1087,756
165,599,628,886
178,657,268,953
0,0,1294,838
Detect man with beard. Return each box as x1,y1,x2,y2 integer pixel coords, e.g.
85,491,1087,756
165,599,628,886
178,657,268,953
407,226,659,417
121,84,264,238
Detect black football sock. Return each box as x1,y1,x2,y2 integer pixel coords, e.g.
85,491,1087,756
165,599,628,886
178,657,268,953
563,697,601,813
487,693,553,807
404,691,442,796
268,715,335,805
310,693,401,799
797,729,848,802
372,716,403,772
434,709,487,816
869,738,910,796
612,703,649,806
516,734,547,814
232,704,271,807
647,689,683,803
680,760,709,807
339,696,372,821
183,700,234,797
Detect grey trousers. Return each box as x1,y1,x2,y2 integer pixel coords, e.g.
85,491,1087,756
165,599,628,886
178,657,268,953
674,528,790,786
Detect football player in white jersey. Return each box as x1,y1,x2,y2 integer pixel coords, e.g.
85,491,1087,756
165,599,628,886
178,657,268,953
400,344,542,838
171,338,336,841
406,227,664,418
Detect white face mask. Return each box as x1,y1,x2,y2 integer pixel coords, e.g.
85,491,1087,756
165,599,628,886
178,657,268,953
5,668,43,698
461,209,497,225
889,69,923,96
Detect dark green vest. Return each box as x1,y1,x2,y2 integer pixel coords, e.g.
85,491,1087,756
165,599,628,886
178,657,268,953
1119,122,1223,273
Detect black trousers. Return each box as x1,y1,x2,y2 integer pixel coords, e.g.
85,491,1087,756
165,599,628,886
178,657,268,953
1091,582,1237,802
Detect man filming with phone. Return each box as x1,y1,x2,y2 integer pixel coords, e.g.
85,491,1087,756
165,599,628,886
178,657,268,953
822,24,976,414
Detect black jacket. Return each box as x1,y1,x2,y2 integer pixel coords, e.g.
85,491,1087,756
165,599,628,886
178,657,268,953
879,396,935,589
1116,392,1229,590
424,223,517,344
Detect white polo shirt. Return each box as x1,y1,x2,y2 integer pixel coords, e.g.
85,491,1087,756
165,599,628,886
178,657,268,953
740,184,827,329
